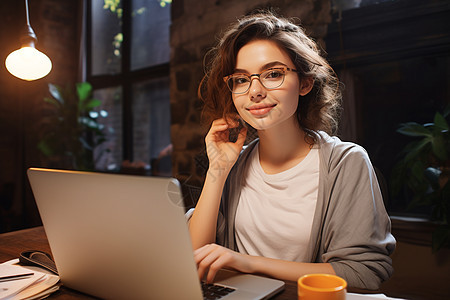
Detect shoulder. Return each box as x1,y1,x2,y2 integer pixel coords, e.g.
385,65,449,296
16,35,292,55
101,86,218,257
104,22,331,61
316,131,371,173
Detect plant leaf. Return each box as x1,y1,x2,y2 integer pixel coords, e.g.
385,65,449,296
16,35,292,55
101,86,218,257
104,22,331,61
48,84,64,105
431,135,448,161
79,136,93,151
84,99,102,110
397,122,432,137
43,97,60,107
403,138,431,161
37,140,54,156
79,116,100,130
434,112,449,131
77,82,92,102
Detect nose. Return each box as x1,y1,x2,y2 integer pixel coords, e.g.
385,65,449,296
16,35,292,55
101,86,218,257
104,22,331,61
248,77,266,101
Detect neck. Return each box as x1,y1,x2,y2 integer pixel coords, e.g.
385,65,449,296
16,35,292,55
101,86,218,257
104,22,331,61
257,117,312,174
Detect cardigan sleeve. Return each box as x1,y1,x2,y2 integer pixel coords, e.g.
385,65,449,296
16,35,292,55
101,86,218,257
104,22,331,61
320,144,396,290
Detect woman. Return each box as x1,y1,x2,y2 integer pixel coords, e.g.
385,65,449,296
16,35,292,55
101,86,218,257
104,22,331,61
188,12,395,290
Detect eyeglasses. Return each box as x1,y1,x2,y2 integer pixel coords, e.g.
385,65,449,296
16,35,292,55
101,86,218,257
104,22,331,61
223,66,298,94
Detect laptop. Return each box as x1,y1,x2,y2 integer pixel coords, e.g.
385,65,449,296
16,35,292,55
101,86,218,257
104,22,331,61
27,168,285,299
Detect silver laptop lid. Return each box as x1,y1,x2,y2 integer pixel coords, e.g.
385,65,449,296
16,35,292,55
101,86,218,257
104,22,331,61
28,168,203,299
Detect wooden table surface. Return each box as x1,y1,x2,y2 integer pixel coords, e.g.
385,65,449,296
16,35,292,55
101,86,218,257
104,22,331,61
0,226,299,299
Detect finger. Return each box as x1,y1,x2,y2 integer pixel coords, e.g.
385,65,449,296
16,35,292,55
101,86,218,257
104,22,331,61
206,123,230,143
195,245,235,284
197,261,208,282
207,124,229,138
194,248,209,281
210,118,230,131
226,119,240,128
210,118,230,130
223,126,246,154
224,114,241,128
194,245,218,281
235,126,247,146
212,118,228,125
205,252,232,283
194,244,214,263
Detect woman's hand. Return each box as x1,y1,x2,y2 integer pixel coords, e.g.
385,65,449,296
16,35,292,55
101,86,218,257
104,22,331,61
205,118,247,180
194,244,336,283
188,119,246,249
194,244,253,283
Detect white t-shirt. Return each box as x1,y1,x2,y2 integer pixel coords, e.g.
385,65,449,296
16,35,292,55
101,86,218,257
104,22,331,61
235,143,319,262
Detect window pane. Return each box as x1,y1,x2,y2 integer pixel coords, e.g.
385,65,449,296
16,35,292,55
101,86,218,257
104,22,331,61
93,86,123,171
133,76,172,176
131,0,171,70
91,0,122,75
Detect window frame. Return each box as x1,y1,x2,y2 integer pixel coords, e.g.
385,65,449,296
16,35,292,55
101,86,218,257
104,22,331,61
85,0,170,163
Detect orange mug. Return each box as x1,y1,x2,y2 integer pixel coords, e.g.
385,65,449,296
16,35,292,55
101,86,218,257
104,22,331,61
298,274,347,300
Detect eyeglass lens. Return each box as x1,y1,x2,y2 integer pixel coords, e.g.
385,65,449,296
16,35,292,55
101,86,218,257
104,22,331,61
227,68,286,94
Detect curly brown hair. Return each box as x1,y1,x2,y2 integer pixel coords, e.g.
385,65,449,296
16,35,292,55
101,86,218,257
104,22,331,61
198,11,341,141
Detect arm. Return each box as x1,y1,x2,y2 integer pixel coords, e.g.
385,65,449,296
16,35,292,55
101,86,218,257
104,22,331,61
194,142,394,287
188,118,247,249
195,244,335,283
320,145,396,289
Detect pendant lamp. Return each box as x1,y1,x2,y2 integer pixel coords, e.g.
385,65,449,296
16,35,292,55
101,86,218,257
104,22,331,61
5,0,52,81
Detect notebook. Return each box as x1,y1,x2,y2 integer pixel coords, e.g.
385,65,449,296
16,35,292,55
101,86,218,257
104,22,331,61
27,167,285,299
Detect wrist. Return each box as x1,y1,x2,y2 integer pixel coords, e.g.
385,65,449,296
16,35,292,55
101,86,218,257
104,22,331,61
206,165,232,183
245,254,262,274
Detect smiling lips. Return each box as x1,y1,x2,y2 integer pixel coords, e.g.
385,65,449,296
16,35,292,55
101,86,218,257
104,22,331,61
246,103,277,116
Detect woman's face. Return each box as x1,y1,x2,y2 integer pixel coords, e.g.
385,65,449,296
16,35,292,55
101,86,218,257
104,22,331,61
231,39,310,131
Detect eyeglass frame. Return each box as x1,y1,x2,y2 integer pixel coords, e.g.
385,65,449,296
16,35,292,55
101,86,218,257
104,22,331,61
223,66,299,94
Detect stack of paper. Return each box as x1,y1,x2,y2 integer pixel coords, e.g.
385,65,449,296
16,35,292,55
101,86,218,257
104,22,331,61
0,259,59,300
348,292,406,299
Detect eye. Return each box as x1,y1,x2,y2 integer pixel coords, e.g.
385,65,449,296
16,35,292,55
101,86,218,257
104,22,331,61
263,69,284,80
233,75,250,85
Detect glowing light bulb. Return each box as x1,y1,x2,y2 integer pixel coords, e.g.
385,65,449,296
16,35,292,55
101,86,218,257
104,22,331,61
5,46,52,81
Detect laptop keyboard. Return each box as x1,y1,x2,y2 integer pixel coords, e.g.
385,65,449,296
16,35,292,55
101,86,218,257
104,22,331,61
201,282,236,300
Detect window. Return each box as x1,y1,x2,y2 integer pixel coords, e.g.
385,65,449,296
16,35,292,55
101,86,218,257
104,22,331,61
86,0,172,174
325,0,450,220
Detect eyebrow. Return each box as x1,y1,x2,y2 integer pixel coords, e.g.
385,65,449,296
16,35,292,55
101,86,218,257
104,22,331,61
234,61,288,74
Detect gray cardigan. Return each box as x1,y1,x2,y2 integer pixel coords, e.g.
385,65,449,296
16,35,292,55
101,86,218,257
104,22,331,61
216,132,396,290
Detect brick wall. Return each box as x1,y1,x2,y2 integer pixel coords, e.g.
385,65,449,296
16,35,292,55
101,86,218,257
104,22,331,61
0,0,80,232
169,0,332,208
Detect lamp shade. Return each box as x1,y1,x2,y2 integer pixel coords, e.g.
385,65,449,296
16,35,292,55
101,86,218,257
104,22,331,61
5,46,52,81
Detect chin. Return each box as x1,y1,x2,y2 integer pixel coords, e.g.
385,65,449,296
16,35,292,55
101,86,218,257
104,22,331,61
242,113,297,132
245,119,277,131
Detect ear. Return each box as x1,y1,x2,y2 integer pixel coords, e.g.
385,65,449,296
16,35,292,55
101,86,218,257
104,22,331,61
299,77,314,96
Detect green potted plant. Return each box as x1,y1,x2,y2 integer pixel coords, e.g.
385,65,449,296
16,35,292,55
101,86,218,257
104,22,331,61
391,105,450,251
38,82,110,171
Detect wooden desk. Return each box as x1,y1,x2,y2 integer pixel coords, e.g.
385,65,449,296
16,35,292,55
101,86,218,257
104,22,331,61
0,227,298,299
